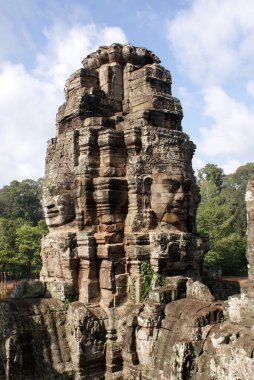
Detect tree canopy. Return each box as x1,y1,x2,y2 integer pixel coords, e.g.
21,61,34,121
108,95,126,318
197,162,254,275
0,179,47,278
0,179,43,226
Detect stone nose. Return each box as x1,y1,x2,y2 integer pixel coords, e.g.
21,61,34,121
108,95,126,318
43,198,55,209
174,188,185,202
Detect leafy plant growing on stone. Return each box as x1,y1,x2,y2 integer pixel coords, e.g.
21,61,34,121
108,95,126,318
140,262,154,301
140,262,166,302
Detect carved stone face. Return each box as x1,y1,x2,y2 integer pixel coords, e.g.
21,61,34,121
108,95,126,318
151,173,192,232
43,187,75,228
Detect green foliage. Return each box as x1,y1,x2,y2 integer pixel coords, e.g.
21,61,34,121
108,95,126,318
222,163,254,235
0,217,25,273
197,164,224,190
215,233,247,275
152,272,166,287
140,262,165,302
204,250,223,267
0,179,47,278
0,179,43,225
197,163,251,275
15,220,48,277
63,297,70,310
140,262,154,301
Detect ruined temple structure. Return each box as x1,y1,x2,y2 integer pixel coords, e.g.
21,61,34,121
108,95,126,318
40,43,204,307
1,44,254,379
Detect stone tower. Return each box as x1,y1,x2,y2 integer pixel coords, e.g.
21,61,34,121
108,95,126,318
3,45,254,380
40,43,206,308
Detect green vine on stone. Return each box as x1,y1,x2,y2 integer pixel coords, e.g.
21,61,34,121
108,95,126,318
63,297,70,310
153,272,166,287
140,262,165,302
140,262,154,301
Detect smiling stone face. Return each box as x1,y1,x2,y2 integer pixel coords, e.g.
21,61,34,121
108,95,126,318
151,173,192,232
43,187,75,228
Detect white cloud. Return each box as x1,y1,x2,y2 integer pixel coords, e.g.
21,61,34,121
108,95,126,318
35,23,127,89
0,62,60,185
198,85,254,163
222,159,242,174
166,0,254,172
0,22,127,186
166,0,254,85
247,80,254,98
177,86,193,109
192,157,205,173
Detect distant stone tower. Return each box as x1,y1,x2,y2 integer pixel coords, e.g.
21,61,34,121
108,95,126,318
40,43,206,307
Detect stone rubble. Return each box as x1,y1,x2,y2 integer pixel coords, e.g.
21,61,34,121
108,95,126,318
0,44,254,379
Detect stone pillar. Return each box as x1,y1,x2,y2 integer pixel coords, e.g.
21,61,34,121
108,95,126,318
246,180,254,282
97,129,126,178
5,335,21,380
130,260,142,303
105,311,123,379
97,63,123,112
77,233,99,303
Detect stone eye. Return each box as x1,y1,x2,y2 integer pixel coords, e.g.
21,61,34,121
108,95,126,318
183,181,191,192
57,196,67,206
167,181,180,192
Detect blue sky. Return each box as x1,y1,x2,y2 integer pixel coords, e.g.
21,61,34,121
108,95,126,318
1,0,254,186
